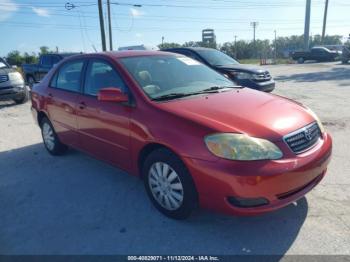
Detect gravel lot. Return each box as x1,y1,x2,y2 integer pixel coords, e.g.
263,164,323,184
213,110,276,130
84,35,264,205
0,62,349,255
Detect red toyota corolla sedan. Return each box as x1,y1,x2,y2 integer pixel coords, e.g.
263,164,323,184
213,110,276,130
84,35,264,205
31,51,332,219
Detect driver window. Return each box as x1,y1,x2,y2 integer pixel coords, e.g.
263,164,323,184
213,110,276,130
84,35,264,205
84,60,127,96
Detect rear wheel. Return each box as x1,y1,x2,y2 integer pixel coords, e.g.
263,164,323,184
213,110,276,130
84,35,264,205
40,117,68,155
298,57,304,64
143,148,198,220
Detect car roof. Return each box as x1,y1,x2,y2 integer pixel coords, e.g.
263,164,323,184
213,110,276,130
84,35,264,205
64,50,177,60
163,47,212,52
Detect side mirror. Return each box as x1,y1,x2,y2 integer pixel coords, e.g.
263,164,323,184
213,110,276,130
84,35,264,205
97,87,128,103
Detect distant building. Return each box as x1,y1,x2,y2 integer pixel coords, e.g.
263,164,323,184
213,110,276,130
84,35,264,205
202,29,216,44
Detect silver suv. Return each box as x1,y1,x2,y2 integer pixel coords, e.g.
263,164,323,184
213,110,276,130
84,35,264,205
0,58,29,104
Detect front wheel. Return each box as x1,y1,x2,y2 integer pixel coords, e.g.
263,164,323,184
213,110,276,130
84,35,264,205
298,57,305,64
40,117,68,155
13,88,29,104
143,148,198,220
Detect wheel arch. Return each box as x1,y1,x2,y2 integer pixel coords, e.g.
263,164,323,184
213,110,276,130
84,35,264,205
37,111,48,125
137,142,180,179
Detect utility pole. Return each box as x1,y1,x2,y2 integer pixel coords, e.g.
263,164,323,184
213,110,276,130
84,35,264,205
98,0,107,51
322,0,329,43
304,0,311,50
107,0,113,51
162,36,164,45
250,22,259,58
234,35,237,58
274,30,277,62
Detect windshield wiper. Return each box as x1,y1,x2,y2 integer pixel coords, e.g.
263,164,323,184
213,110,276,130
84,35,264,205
202,85,241,91
152,93,193,101
152,86,239,101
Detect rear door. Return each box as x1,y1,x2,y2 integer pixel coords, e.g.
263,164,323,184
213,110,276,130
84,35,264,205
76,58,131,170
46,59,86,147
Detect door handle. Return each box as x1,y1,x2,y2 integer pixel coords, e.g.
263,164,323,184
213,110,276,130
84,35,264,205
78,101,86,110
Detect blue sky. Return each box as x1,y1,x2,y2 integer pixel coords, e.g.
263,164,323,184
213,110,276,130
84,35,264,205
1,0,349,56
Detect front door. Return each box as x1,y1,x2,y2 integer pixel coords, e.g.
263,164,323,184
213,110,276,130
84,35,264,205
76,59,131,170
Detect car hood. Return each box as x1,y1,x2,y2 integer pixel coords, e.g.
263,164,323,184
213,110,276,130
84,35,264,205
0,67,16,75
157,88,315,141
216,64,268,74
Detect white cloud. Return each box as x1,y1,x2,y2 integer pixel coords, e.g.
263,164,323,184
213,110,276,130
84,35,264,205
130,8,144,18
31,6,50,17
0,0,18,21
135,33,143,38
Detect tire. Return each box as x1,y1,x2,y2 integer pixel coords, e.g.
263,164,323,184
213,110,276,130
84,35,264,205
27,75,35,89
13,88,29,104
298,57,304,64
142,148,198,220
40,117,68,155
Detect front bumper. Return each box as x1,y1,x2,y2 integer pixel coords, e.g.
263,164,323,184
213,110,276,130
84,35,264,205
183,132,332,216
237,79,275,92
0,85,27,100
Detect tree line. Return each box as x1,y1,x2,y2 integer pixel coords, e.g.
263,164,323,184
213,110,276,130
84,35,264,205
3,34,346,66
4,46,51,66
159,34,344,59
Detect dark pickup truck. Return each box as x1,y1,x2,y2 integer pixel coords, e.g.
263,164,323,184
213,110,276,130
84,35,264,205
22,53,78,87
291,47,339,63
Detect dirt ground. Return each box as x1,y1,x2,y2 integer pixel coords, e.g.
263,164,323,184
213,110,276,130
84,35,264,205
0,62,349,255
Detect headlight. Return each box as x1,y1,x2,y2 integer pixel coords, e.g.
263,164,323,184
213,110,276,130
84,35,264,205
205,133,283,161
306,108,325,133
233,72,253,80
8,72,24,82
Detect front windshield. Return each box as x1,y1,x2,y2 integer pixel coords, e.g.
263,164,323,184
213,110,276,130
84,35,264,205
0,58,8,69
120,55,234,100
195,49,239,66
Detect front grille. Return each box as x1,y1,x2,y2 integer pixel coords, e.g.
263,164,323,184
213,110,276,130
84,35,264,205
284,122,321,154
254,71,271,82
0,75,9,83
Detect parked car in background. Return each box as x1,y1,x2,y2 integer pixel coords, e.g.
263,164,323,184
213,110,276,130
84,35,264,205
341,45,350,64
291,47,339,63
0,57,29,104
163,47,275,92
22,53,78,88
31,51,332,219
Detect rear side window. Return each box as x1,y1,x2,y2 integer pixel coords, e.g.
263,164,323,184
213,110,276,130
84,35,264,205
52,60,84,92
84,60,127,96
